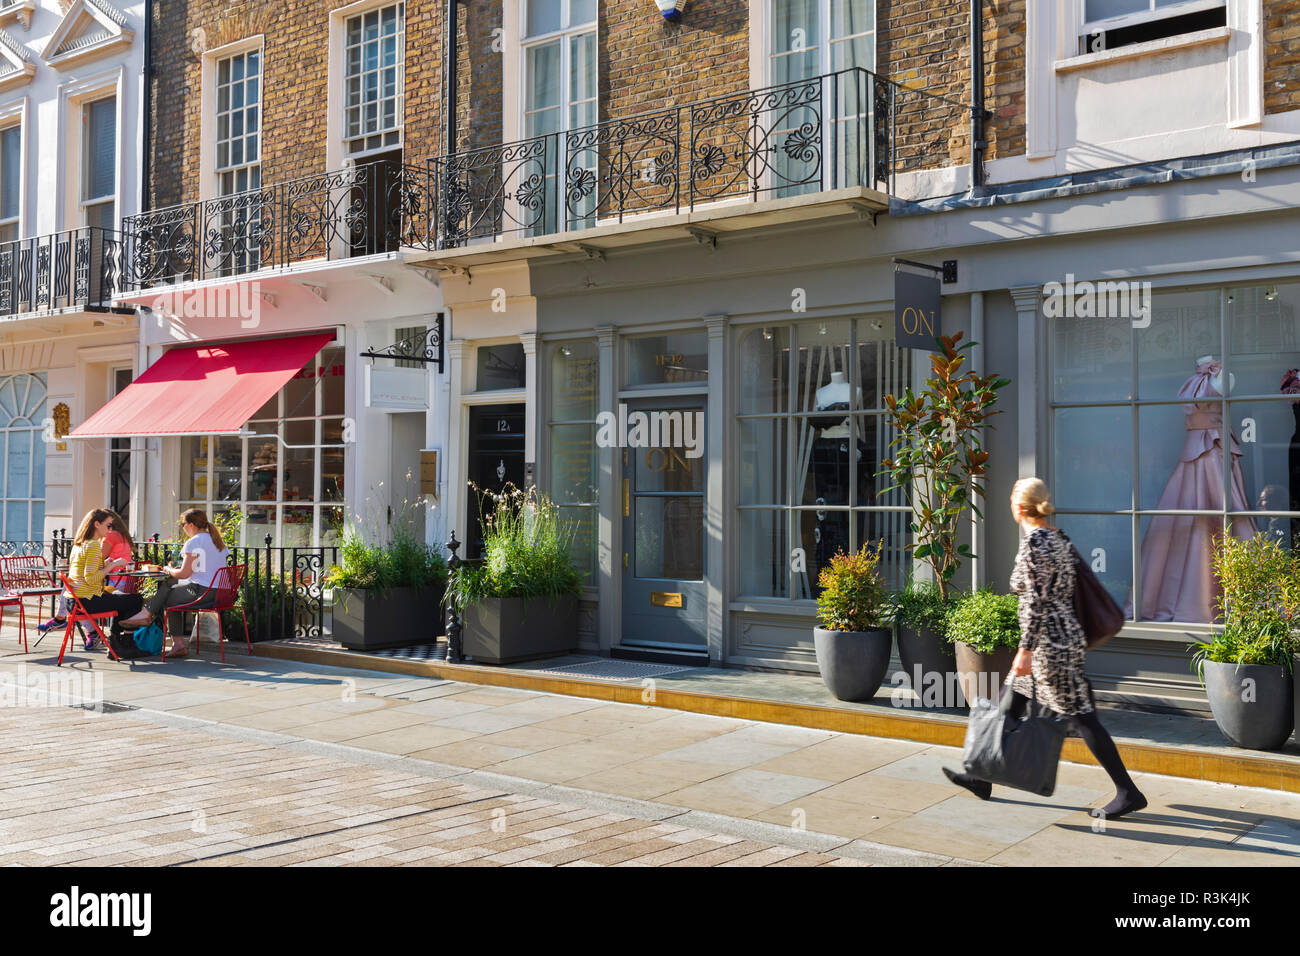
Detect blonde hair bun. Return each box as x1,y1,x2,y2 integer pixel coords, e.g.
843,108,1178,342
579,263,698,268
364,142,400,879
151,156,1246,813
1012,477,1054,518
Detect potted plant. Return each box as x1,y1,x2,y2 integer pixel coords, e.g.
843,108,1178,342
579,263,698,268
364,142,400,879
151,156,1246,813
444,484,583,664
328,522,449,651
1192,534,1297,751
878,331,1009,602
813,542,893,702
946,588,1020,707
891,580,956,703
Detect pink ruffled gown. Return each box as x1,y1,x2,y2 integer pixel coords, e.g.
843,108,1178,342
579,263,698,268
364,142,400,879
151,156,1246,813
1126,360,1256,623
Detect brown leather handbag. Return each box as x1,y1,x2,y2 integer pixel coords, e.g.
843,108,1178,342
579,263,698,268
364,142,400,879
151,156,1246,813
1069,543,1124,648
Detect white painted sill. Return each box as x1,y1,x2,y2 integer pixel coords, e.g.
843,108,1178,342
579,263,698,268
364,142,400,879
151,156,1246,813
1054,25,1230,74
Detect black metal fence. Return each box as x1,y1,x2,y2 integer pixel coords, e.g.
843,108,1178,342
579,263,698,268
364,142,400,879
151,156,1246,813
121,160,435,289
432,67,899,247
0,227,131,317
138,535,338,642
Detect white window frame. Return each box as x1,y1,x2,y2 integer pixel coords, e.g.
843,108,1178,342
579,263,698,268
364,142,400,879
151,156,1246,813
519,0,597,140
79,93,117,230
760,0,877,87
0,97,27,243
326,0,406,171
0,371,47,543
1079,0,1225,35
58,69,122,233
200,36,264,202
342,0,405,160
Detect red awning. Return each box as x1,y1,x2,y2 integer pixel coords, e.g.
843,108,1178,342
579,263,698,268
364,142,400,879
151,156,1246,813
71,333,334,439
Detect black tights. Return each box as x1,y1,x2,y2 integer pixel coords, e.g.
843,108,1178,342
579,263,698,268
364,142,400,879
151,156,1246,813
1006,690,1139,798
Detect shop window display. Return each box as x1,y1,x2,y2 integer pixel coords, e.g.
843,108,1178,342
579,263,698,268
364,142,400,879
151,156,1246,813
547,340,599,583
1051,283,1300,625
181,346,346,547
737,317,911,599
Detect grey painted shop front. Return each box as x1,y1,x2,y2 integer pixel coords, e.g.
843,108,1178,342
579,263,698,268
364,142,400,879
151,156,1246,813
519,154,1300,712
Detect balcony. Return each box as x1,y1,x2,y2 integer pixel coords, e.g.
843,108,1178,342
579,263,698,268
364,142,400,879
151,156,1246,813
0,227,132,321
415,67,956,267
119,161,436,292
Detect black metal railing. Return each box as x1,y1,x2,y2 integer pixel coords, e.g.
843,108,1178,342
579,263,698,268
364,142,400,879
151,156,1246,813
432,67,905,247
122,160,435,289
138,535,337,643
0,227,130,318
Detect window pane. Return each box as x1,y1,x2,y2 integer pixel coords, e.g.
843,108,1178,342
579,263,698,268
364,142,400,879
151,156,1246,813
1055,514,1134,614
1085,0,1148,21
568,0,596,27
320,347,345,415
1227,282,1300,396
740,419,786,506
1227,400,1293,530
559,505,596,584
1054,406,1133,511
793,319,854,412
184,436,212,500
1136,288,1221,401
527,0,562,35
476,343,527,391
550,424,597,505
831,0,875,37
739,326,790,415
740,509,788,597
282,506,314,546
1,127,20,220
570,32,596,108
550,341,599,421
1052,311,1132,403
634,496,704,580
1137,402,1220,512
624,333,708,387
526,41,562,113
85,97,116,201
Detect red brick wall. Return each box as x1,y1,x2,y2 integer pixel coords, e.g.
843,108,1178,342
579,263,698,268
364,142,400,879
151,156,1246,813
1265,0,1300,114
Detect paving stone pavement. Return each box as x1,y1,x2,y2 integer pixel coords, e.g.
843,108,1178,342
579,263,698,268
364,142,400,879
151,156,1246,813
0,646,1298,867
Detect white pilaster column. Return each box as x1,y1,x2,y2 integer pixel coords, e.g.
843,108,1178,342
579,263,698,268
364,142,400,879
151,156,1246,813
1010,286,1045,480
705,314,728,665
520,332,538,489
595,325,617,654
444,338,467,554
969,292,987,591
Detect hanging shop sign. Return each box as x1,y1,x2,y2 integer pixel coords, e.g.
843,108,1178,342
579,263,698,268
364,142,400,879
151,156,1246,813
365,364,428,410
893,268,942,351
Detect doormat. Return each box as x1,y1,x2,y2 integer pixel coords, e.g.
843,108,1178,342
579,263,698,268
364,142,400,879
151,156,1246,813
370,643,446,661
529,659,695,682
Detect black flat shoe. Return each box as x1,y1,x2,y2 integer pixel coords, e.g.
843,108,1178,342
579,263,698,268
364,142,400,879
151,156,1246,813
1090,791,1148,820
943,766,992,801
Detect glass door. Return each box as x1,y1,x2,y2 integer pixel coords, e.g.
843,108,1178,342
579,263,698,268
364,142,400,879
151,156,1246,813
108,367,132,521
620,398,707,649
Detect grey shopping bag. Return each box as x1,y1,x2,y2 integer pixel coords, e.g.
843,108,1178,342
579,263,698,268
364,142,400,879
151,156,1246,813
961,682,1070,797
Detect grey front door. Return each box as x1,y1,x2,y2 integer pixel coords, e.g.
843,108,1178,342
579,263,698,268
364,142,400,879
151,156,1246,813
620,399,706,649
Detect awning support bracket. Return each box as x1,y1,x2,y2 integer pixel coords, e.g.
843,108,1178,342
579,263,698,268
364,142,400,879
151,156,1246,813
359,312,445,373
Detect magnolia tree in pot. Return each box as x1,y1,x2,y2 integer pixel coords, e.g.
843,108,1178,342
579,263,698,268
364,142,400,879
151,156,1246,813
444,484,583,665
946,588,1020,707
1193,534,1297,750
813,543,892,702
878,331,1008,697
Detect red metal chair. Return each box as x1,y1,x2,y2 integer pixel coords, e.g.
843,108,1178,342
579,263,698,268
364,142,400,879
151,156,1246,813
0,586,24,652
56,573,123,666
0,556,64,652
162,564,250,663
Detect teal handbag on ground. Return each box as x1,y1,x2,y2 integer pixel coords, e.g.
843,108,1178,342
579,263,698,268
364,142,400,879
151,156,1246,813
133,621,164,655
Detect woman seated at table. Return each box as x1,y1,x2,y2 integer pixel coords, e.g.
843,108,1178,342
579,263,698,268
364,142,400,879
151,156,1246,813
66,508,146,658
122,508,230,657
41,507,137,638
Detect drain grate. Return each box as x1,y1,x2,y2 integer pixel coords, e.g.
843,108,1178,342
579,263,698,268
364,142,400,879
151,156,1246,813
530,659,694,682
69,701,138,713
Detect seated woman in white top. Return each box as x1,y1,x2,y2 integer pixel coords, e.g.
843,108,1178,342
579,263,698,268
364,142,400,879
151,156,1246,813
122,508,231,656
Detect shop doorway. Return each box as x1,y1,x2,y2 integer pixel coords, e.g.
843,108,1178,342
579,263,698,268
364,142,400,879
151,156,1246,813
466,404,525,559
389,412,426,542
620,398,707,650
107,367,132,522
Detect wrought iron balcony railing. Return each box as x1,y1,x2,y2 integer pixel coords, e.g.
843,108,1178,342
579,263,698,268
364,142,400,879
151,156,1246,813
121,160,435,289
430,67,946,248
0,227,129,319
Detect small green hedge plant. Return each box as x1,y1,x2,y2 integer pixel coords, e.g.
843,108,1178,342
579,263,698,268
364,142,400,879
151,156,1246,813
444,483,584,614
889,580,953,635
815,542,889,633
946,588,1020,653
1192,534,1299,676
328,521,448,595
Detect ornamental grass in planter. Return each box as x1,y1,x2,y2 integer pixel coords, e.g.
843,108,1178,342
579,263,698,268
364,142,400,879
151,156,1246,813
813,543,892,702
444,484,583,665
890,581,957,703
947,588,1020,707
327,522,449,651
1192,534,1298,750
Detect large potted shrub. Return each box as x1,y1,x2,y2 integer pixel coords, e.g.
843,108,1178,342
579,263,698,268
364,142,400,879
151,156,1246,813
1192,534,1297,751
947,588,1020,707
892,580,957,703
813,543,893,702
328,523,448,651
444,484,583,664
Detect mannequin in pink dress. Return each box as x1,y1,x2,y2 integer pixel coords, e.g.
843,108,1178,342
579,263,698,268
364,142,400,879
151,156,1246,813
1126,357,1256,623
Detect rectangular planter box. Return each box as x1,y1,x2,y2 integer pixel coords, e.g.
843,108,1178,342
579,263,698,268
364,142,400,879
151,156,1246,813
333,584,445,651
462,593,578,665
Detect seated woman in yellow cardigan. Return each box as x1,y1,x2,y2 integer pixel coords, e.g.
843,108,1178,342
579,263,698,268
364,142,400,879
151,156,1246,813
66,508,148,659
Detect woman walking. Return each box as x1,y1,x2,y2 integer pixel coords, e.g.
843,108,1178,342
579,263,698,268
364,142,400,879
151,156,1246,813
65,509,147,659
943,478,1148,820
123,508,230,657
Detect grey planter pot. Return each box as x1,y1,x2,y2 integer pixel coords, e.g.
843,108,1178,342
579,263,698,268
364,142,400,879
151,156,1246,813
954,643,1015,708
813,627,893,703
462,593,578,665
1203,660,1295,751
333,584,445,651
897,624,957,705
1295,655,1299,745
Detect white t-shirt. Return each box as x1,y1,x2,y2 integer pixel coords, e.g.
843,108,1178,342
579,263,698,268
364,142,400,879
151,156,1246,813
180,533,230,589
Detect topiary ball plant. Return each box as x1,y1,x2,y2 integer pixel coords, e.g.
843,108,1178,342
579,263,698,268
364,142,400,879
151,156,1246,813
946,588,1020,653
815,542,889,633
